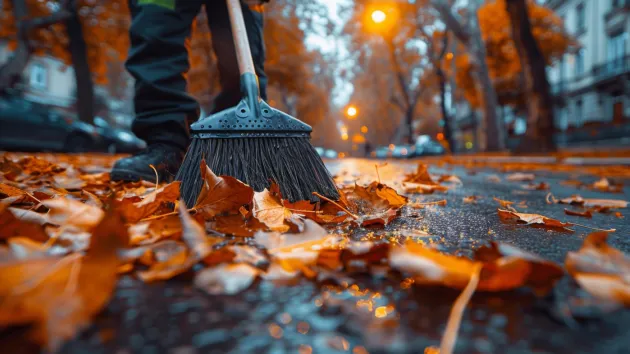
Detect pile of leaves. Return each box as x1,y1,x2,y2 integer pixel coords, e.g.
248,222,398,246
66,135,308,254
1,155,629,354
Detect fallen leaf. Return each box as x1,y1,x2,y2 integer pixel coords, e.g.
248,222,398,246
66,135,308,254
253,188,293,232
506,173,535,182
463,196,479,204
486,175,502,183
195,263,260,295
590,178,623,193
523,182,550,191
402,182,449,194
558,195,627,209
42,197,104,230
212,214,267,237
120,182,181,223
0,205,49,242
404,164,437,185
493,198,515,208
53,175,86,190
81,190,103,208
8,237,48,259
564,209,593,218
497,209,573,231
0,205,128,351
614,212,624,219
194,159,254,218
178,201,217,259
438,175,463,185
0,183,37,204
565,232,630,306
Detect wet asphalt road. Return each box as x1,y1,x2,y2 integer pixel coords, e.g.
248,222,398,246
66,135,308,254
4,158,630,354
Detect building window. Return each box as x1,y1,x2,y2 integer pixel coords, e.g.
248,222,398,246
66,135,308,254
611,0,626,10
30,63,47,90
575,99,583,125
575,3,586,33
607,33,627,71
574,49,585,76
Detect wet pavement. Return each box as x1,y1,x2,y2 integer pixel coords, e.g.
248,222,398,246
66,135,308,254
3,158,630,354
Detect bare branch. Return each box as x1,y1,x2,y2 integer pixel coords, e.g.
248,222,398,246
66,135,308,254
430,0,471,45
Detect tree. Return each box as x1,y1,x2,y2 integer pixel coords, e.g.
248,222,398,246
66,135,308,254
452,0,572,135
344,0,439,146
0,0,130,123
431,0,505,151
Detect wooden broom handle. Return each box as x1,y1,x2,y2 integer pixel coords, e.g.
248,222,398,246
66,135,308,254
226,0,257,76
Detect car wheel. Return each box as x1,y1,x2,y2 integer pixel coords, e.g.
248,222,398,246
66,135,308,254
64,134,92,153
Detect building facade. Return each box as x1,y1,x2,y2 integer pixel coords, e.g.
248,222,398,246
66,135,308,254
547,0,629,131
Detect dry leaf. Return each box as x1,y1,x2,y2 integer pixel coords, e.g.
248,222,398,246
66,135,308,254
523,182,550,191
438,175,463,185
463,196,479,204
253,188,293,232
120,182,181,223
195,263,260,295
493,198,515,208
42,197,104,230
558,195,627,209
565,232,630,306
212,214,267,237
497,209,573,231
486,175,501,183
8,237,48,259
564,209,593,218
403,182,448,194
404,164,437,185
53,175,86,190
0,205,128,351
194,159,254,218
506,173,535,182
0,205,49,242
0,183,36,204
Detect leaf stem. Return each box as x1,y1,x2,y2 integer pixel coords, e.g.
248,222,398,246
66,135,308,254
312,192,359,220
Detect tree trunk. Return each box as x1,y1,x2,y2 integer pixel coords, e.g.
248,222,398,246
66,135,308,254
506,0,556,152
436,32,454,153
405,108,414,145
65,3,95,124
0,0,31,93
468,3,505,152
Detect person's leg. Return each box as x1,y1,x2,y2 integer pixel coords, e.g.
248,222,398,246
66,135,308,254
206,0,267,113
112,0,202,182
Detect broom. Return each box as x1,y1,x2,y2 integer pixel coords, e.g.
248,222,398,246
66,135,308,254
177,0,339,207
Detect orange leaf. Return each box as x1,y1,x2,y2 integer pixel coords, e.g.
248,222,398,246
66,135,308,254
0,205,49,242
253,188,293,232
194,159,254,218
404,164,437,185
565,232,630,306
558,195,627,209
42,197,104,230
497,208,573,231
212,214,267,237
120,182,181,223
506,173,535,182
564,208,593,218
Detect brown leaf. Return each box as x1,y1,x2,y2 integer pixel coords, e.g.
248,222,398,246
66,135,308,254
0,205,127,351
438,175,463,185
42,197,104,230
486,175,502,183
565,232,630,306
81,190,103,208
53,175,87,190
474,242,565,295
253,188,293,232
372,183,408,208
403,182,449,194
564,209,593,218
8,237,48,259
390,240,536,292
0,183,36,204
213,214,267,237
523,182,550,191
120,182,181,223
614,212,624,219
0,205,49,242
590,178,623,193
463,196,480,204
194,263,260,295
506,173,535,182
194,159,254,218
493,197,515,208
343,182,406,226
404,164,437,185
178,201,217,259
497,209,573,231
558,195,627,209
360,208,399,227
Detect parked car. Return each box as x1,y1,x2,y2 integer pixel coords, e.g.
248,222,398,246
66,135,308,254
93,117,146,153
0,96,101,152
413,135,445,156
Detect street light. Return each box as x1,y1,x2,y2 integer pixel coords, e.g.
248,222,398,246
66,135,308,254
371,10,386,24
346,105,358,119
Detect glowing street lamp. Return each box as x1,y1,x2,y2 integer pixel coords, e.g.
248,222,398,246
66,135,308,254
371,10,386,24
346,105,358,119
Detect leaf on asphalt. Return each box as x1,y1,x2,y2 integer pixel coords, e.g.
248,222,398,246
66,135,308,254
343,182,405,226
0,183,37,204
564,209,593,218
212,214,267,237
557,195,627,210
565,232,630,306
252,188,294,232
195,263,260,295
402,182,449,194
404,164,437,185
615,212,624,219
463,196,480,204
0,204,49,242
438,175,463,185
497,209,573,231
493,197,515,208
486,175,502,183
42,197,104,230
389,240,532,292
372,182,409,208
194,159,254,218
474,242,565,295
506,173,535,182
120,182,181,223
590,178,623,193
523,182,550,191
0,205,127,352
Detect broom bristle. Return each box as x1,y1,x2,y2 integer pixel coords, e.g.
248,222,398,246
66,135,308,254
177,137,340,207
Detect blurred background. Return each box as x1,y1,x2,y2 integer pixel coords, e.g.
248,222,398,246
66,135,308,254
0,0,628,157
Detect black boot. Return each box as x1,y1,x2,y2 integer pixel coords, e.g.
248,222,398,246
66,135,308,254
111,143,184,183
